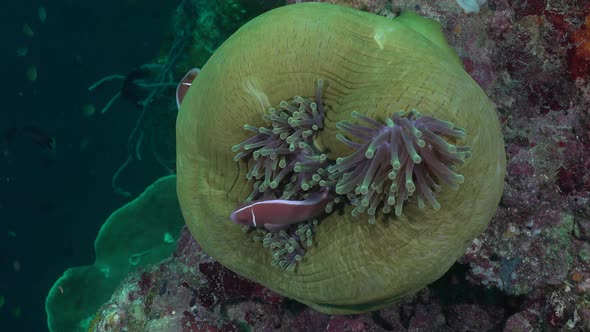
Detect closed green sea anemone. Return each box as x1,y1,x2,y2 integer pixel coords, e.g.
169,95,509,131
176,3,505,314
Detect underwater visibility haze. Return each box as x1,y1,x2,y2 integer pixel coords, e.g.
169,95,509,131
2,0,590,331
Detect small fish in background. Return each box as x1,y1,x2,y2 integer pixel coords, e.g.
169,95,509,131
0,126,56,166
16,47,28,57
38,6,47,23
22,24,34,38
81,104,96,117
25,65,37,82
20,126,56,161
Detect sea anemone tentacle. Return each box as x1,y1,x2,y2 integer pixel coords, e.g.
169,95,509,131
232,79,327,202
329,109,471,223
231,80,329,270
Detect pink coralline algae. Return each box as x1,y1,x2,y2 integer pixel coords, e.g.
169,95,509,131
90,0,590,330
421,0,590,329
89,228,284,332
89,228,515,331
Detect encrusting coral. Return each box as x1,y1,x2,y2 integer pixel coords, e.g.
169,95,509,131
176,3,506,314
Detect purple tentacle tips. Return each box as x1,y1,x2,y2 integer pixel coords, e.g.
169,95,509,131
231,79,327,203
323,110,471,224
231,79,328,271
230,78,472,270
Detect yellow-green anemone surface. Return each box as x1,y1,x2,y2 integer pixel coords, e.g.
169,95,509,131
176,3,505,314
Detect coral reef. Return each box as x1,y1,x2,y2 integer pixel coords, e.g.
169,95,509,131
389,0,590,329
88,0,590,330
90,225,590,331
176,2,504,314
45,176,184,332
89,228,514,331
